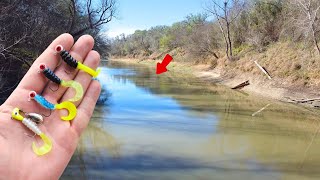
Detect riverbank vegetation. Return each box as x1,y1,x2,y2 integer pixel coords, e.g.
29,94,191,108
0,0,116,103
110,0,320,98
111,0,320,60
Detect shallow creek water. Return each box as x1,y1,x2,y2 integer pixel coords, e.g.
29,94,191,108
62,61,320,180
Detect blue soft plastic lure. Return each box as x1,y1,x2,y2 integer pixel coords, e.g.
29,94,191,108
33,93,55,109
29,91,77,121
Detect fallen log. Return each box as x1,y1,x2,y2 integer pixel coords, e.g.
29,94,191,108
252,104,271,116
232,80,250,90
287,97,320,103
254,61,272,80
262,67,272,78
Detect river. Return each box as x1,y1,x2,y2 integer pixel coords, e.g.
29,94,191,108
62,61,320,180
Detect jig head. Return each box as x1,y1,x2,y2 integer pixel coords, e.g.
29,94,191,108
11,108,52,156
28,91,77,121
39,63,84,102
55,45,101,78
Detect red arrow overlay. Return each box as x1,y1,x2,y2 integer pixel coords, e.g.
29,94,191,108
156,54,173,74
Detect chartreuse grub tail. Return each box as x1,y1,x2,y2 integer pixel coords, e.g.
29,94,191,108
60,80,83,102
55,45,101,78
38,63,84,102
28,91,77,121
11,108,52,156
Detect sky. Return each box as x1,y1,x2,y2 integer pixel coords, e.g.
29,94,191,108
105,0,207,38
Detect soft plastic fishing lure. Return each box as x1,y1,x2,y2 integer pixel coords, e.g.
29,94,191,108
11,108,52,156
28,91,77,121
55,45,101,78
39,63,83,102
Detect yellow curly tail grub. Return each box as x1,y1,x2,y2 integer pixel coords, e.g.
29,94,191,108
32,133,52,156
61,80,84,102
55,101,77,121
77,62,101,78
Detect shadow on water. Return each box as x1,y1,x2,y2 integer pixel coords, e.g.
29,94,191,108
97,84,112,105
63,152,320,179
62,61,320,180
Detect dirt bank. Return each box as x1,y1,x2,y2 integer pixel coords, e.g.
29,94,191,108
110,48,320,108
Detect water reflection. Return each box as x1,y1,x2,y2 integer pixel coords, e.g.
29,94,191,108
62,61,320,180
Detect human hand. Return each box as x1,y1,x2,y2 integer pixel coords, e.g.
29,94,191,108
0,33,101,179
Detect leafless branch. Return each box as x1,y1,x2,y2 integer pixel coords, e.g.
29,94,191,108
0,34,27,54
292,0,320,55
206,0,245,58
72,0,116,37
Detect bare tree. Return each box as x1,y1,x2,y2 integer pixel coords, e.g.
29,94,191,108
67,0,76,33
291,0,320,55
71,0,116,37
206,0,245,59
183,14,220,59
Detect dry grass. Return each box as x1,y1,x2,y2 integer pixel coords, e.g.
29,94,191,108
215,42,320,93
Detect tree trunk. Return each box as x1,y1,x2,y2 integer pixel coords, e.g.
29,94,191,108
226,22,233,57
224,2,232,58
311,24,320,55
216,19,229,59
67,0,76,33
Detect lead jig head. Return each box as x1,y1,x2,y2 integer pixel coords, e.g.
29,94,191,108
39,63,84,102
11,108,52,156
55,45,101,78
28,91,77,121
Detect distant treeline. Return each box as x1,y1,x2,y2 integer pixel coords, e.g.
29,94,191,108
110,0,320,61
0,0,116,103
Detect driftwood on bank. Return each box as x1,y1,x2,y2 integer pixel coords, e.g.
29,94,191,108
254,61,272,80
232,80,250,90
252,104,271,116
285,97,320,108
286,97,320,103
